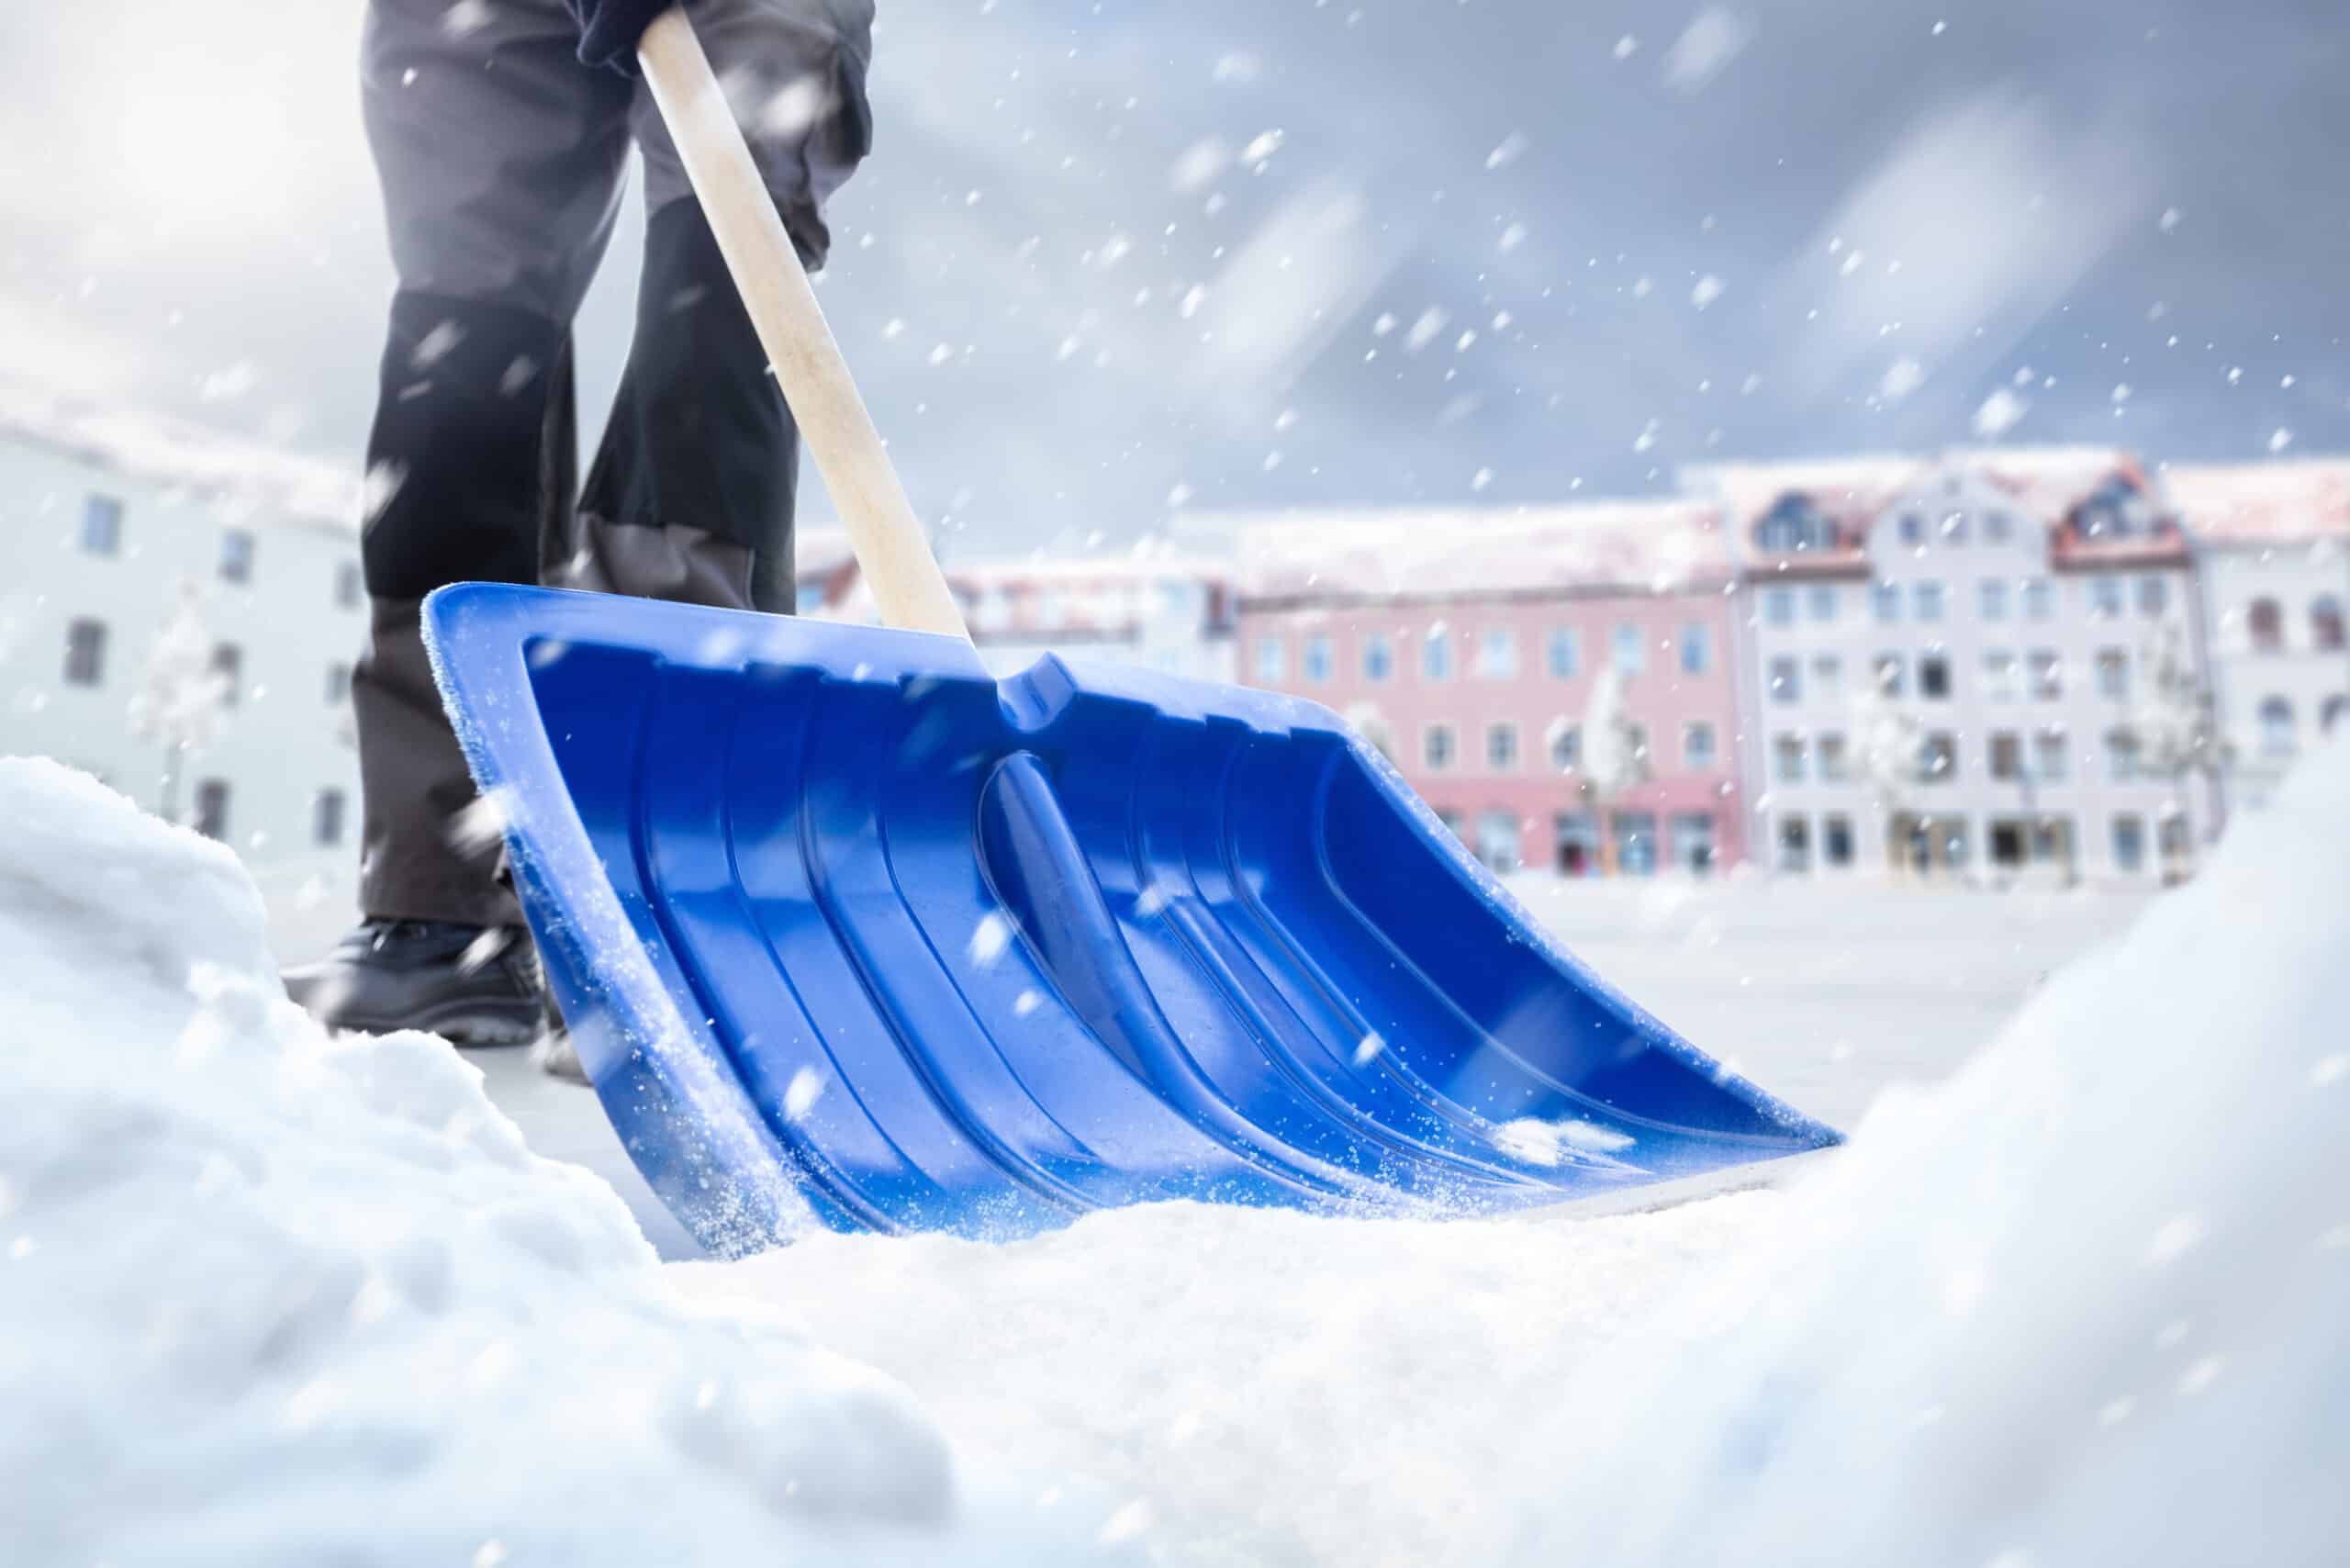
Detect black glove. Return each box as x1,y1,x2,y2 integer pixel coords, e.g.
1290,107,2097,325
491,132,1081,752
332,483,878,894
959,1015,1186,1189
568,0,673,74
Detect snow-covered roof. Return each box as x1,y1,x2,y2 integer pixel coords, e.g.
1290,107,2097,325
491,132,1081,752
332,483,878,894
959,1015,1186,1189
1687,446,2154,531
1225,499,1732,601
1681,454,1931,532
2159,460,2350,543
1957,445,2158,526
0,380,360,533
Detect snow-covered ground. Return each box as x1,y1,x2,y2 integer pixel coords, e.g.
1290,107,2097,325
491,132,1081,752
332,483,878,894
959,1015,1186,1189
267,866,2156,1258
6,747,2344,1564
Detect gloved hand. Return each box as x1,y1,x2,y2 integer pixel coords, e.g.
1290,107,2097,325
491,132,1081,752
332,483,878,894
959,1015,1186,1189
568,0,675,73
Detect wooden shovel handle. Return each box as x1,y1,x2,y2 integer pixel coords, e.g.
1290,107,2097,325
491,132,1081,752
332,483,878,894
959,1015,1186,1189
637,8,970,641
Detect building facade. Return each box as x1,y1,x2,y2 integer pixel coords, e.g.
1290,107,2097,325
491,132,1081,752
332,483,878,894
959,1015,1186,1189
1695,449,2216,886
0,391,365,861
2165,462,2350,815
1231,501,1748,876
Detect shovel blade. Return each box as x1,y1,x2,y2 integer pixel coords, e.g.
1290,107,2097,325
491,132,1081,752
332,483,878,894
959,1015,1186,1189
425,584,1837,1253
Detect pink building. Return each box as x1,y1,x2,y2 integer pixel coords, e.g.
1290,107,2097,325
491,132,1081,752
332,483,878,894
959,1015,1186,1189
1229,500,1748,876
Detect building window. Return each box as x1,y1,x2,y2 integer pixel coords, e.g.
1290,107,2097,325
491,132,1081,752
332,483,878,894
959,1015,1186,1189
1253,635,1285,683
1474,811,1521,873
2322,694,2346,734
1817,732,1850,781
1769,656,1800,703
1424,626,1455,681
1363,633,1393,682
1549,722,1581,771
314,789,348,847
220,529,256,586
2106,729,2142,782
1546,626,1580,678
326,662,352,703
2033,728,2070,782
1553,812,1599,877
1810,655,1843,702
1776,814,1812,873
1918,654,1952,700
1897,511,1924,545
1486,722,1519,771
2089,575,2123,619
2028,649,2063,700
1920,732,1959,782
194,779,231,840
1611,622,1645,674
1990,819,2029,870
1978,579,2009,621
2111,813,2147,873
2136,577,2167,618
1873,652,1905,697
2022,578,2054,621
1424,723,1456,770
1822,813,1855,867
1476,628,1518,679
1680,622,1711,674
81,495,124,556
1871,582,1901,623
1983,510,2015,543
1989,732,2022,781
1806,585,1838,622
63,618,108,687
212,643,244,707
2095,648,2129,701
1671,812,1717,875
1912,582,1945,622
2258,697,2296,756
1683,721,1718,769
1303,634,1332,684
1983,649,2018,702
1773,735,1807,783
1763,587,1796,626
336,560,364,609
2248,598,2284,653
1612,812,1658,877
2311,596,2345,652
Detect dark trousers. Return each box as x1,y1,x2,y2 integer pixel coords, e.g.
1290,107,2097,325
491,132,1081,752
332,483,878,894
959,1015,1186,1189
352,0,872,925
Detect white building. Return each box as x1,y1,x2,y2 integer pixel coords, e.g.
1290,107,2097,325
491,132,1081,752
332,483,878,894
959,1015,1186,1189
0,386,365,862
2165,461,2350,813
1692,448,2216,886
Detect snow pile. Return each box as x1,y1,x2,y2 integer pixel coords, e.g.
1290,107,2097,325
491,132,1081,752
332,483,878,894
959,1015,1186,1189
1509,734,2350,1565
0,758,1126,1567
684,1190,1769,1567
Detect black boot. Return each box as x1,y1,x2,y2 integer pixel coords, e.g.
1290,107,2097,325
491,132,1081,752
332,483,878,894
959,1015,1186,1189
283,919,543,1046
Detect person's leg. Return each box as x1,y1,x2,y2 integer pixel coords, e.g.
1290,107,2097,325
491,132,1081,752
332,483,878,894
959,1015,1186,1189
288,0,632,1040
545,0,875,614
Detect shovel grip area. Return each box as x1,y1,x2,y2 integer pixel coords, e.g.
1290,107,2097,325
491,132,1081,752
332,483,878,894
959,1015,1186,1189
425,584,1839,1253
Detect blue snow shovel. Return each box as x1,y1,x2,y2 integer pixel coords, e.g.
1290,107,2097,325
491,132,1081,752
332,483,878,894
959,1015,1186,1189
424,9,1839,1256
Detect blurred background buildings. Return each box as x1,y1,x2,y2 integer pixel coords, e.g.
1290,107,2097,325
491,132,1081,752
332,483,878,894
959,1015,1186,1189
6,386,2341,894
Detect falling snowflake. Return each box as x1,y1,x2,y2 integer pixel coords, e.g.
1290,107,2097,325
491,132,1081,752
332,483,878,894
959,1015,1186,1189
1484,131,1528,172
1690,274,1724,309
782,1068,825,1121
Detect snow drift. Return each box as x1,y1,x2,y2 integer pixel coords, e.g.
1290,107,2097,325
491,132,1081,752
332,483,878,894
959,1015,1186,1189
1506,736,2350,1563
0,758,1126,1566
3,733,2344,1565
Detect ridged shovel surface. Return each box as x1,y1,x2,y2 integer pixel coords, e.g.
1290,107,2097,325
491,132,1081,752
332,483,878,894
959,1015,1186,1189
424,584,1838,1255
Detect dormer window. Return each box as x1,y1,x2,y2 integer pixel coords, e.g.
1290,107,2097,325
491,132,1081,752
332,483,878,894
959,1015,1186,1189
1754,491,1837,554
2070,475,2158,540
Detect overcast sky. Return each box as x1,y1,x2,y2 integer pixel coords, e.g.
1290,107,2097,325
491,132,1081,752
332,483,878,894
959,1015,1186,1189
2,0,2344,556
